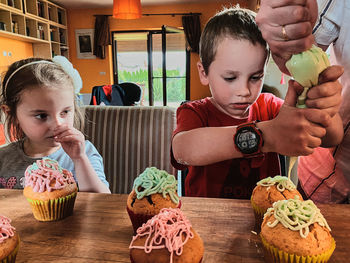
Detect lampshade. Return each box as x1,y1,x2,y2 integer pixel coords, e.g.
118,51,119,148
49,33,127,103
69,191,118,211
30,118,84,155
113,0,142,19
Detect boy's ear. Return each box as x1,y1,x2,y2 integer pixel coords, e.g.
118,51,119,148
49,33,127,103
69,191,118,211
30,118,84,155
197,61,209,86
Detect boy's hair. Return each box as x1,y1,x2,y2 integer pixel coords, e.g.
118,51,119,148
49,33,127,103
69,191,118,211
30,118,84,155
0,57,84,141
199,6,268,74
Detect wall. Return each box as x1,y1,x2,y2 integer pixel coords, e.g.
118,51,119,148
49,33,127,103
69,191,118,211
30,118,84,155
0,36,33,79
67,0,254,99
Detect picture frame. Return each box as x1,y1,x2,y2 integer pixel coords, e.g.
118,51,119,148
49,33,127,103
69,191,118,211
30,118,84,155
75,29,96,59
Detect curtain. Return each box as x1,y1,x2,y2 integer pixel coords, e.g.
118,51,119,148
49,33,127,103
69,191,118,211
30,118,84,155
93,15,111,59
182,14,201,54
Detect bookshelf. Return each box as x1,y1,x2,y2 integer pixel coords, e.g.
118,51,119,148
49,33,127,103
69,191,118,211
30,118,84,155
0,0,69,59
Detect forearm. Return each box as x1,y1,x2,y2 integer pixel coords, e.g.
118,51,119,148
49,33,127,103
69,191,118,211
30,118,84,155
172,127,242,166
74,155,111,193
321,113,344,147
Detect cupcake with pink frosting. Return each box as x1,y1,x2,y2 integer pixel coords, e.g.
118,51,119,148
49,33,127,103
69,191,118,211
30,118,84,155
23,158,78,221
129,208,204,263
0,215,20,263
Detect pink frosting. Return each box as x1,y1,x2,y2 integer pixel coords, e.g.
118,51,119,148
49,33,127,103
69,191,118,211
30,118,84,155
25,158,75,193
129,208,194,263
0,215,15,243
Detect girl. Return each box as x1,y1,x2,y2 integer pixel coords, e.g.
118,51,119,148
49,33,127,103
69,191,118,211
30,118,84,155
0,56,111,193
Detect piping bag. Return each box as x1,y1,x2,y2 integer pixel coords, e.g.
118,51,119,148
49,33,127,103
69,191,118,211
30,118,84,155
285,45,330,179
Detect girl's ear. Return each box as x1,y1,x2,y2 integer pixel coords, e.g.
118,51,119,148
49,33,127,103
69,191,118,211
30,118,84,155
197,61,209,86
0,105,10,116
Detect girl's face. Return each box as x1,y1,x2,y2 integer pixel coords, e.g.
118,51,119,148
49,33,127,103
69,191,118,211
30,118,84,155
16,86,75,155
197,37,268,119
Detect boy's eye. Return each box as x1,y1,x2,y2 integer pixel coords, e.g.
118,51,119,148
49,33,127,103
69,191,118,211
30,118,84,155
224,76,237,82
251,74,264,81
35,113,47,120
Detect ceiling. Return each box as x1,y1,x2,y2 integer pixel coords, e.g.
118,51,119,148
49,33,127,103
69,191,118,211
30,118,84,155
52,0,217,9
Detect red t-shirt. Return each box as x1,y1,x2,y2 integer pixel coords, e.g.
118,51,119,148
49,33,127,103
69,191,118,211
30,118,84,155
171,94,284,199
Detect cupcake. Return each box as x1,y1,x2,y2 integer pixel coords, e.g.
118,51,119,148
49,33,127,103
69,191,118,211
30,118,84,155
0,215,20,263
129,208,204,263
126,167,181,232
23,158,78,221
251,176,303,230
260,197,335,263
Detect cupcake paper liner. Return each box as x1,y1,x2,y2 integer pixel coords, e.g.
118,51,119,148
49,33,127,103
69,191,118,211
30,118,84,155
127,200,182,233
260,234,336,263
130,254,202,263
1,235,20,263
26,191,77,221
250,198,266,232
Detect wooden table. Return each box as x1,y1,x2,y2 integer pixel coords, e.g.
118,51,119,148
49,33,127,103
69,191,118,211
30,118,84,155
0,189,349,262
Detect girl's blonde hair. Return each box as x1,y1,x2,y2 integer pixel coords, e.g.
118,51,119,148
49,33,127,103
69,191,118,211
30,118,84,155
1,57,84,141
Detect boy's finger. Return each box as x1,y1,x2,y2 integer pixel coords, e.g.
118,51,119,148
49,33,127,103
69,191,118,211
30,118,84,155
319,65,344,83
284,79,304,106
303,108,331,127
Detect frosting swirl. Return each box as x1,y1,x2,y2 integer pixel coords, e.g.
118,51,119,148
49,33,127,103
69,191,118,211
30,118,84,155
264,197,331,238
129,208,193,263
133,167,179,204
25,158,75,193
257,176,296,192
0,215,15,243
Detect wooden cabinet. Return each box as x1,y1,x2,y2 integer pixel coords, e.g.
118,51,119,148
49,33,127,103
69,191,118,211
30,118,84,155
0,0,69,59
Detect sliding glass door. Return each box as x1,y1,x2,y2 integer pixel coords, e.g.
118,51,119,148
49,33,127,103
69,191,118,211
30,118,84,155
112,27,189,106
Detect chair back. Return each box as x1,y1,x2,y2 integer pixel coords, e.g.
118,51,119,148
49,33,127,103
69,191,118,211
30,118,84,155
81,105,176,194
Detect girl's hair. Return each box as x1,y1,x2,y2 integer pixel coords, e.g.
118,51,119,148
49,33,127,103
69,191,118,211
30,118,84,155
0,57,84,141
199,6,269,74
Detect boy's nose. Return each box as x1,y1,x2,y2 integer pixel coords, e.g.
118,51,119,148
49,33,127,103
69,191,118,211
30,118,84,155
236,81,251,97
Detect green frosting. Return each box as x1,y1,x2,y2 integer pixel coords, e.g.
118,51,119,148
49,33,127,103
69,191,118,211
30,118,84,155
133,167,179,204
264,197,331,238
257,176,296,192
286,45,330,108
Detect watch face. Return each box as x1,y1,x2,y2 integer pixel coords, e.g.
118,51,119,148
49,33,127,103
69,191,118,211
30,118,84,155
235,126,260,154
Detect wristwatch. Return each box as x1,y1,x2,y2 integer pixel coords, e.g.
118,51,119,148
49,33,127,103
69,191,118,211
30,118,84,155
234,122,264,158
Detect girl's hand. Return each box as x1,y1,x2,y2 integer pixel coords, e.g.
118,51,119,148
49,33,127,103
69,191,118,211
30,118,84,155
53,124,86,160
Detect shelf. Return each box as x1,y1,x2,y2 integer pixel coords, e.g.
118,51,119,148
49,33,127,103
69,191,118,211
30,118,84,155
0,0,68,58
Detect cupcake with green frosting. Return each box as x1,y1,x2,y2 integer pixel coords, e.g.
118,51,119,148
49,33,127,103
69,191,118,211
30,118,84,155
251,176,303,231
260,197,335,263
126,167,181,232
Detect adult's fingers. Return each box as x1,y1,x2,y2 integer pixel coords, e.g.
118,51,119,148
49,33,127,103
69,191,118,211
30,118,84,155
318,65,344,83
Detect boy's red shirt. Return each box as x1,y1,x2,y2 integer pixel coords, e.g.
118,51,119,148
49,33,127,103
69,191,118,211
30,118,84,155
171,93,284,199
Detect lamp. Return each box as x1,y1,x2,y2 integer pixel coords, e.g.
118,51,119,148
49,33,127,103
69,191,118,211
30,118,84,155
113,0,142,19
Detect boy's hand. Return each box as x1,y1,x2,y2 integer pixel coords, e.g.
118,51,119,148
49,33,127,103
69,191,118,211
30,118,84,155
53,124,86,160
305,65,343,118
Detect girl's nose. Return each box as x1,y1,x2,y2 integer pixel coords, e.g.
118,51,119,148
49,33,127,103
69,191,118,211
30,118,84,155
52,116,64,129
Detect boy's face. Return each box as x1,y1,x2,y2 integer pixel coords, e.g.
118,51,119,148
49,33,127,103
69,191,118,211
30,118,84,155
198,37,268,119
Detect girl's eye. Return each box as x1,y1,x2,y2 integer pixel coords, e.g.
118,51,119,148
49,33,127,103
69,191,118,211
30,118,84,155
61,110,70,116
35,113,47,120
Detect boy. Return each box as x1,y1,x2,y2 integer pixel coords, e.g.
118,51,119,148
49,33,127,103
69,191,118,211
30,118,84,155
171,6,343,199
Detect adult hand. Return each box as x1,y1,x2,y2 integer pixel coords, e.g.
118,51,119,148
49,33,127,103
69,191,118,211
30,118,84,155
306,65,344,118
260,79,330,156
53,124,86,160
256,0,318,73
